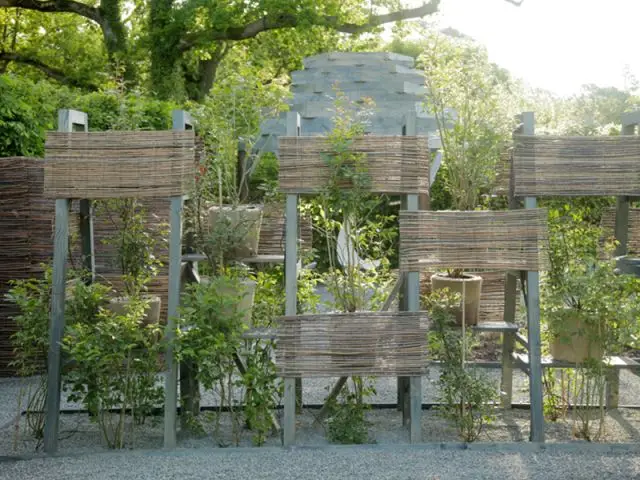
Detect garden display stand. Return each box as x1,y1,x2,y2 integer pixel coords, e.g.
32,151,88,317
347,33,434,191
43,109,196,453
504,111,640,426
277,111,430,445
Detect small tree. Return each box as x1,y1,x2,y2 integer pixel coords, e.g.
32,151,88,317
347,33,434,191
419,32,515,213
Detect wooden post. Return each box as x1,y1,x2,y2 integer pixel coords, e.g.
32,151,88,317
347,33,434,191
163,196,183,449
283,112,300,446
521,112,544,442
172,110,202,430
397,112,418,415
500,330,515,408
44,109,90,453
501,114,524,409
59,110,95,281
237,140,249,203
43,199,70,454
405,190,422,443
164,110,190,448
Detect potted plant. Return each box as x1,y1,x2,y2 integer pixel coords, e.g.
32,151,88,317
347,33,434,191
543,212,640,363
97,199,166,325
420,32,515,326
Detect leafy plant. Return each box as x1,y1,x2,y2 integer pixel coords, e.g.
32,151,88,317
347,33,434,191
63,297,164,449
6,265,111,446
326,377,376,445
541,207,640,439
96,199,166,298
424,288,496,442
419,32,516,279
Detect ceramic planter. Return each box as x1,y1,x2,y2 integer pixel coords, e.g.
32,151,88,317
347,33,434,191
200,276,257,327
207,204,264,259
549,311,604,363
106,295,162,325
431,273,483,326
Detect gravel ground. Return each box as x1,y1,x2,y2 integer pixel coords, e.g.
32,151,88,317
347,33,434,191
4,405,640,456
2,444,640,480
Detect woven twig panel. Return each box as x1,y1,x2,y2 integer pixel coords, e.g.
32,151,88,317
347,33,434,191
420,271,520,323
0,157,63,375
276,312,429,377
400,209,549,272
492,148,513,196
600,207,640,255
92,198,170,322
513,135,640,197
278,136,429,194
259,202,313,255
44,131,197,199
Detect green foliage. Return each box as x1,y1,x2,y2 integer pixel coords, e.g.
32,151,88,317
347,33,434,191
178,275,280,445
419,32,516,212
96,199,166,298
543,208,640,351
308,89,395,310
6,267,113,445
541,206,640,440
0,75,58,156
63,297,164,449
326,377,375,444
424,289,496,442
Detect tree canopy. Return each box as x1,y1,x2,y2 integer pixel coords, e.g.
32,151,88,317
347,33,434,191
1,0,445,100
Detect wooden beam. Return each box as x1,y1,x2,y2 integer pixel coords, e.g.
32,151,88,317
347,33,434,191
59,110,95,281
43,199,70,453
163,196,183,449
283,110,300,447
521,111,544,443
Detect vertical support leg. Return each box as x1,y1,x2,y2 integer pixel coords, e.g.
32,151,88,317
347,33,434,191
407,269,422,442
283,193,298,446
614,196,630,257
502,271,517,409
405,192,422,441
78,200,95,281
605,368,620,409
501,331,515,409
164,196,183,449
44,199,70,454
525,199,544,442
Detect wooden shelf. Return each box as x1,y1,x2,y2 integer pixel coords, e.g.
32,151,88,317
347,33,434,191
513,352,640,370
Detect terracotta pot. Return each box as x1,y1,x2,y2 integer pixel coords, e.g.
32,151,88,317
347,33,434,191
199,277,257,327
431,273,483,326
207,204,264,259
549,312,604,363
106,295,162,325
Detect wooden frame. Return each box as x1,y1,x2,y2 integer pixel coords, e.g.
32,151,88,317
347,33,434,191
279,111,428,445
43,109,192,453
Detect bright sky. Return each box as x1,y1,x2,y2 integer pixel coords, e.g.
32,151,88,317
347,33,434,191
415,0,640,96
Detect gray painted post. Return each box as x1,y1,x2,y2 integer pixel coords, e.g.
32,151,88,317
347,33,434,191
44,199,70,454
59,110,95,280
405,191,422,443
163,197,183,448
172,110,201,431
501,115,524,409
283,112,300,446
397,112,419,416
44,110,90,453
522,112,544,442
163,110,191,448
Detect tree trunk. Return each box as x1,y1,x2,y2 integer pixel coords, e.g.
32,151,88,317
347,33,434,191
186,43,229,102
148,0,183,99
98,0,134,80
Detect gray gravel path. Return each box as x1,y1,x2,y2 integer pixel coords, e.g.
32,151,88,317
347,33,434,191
2,444,640,480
